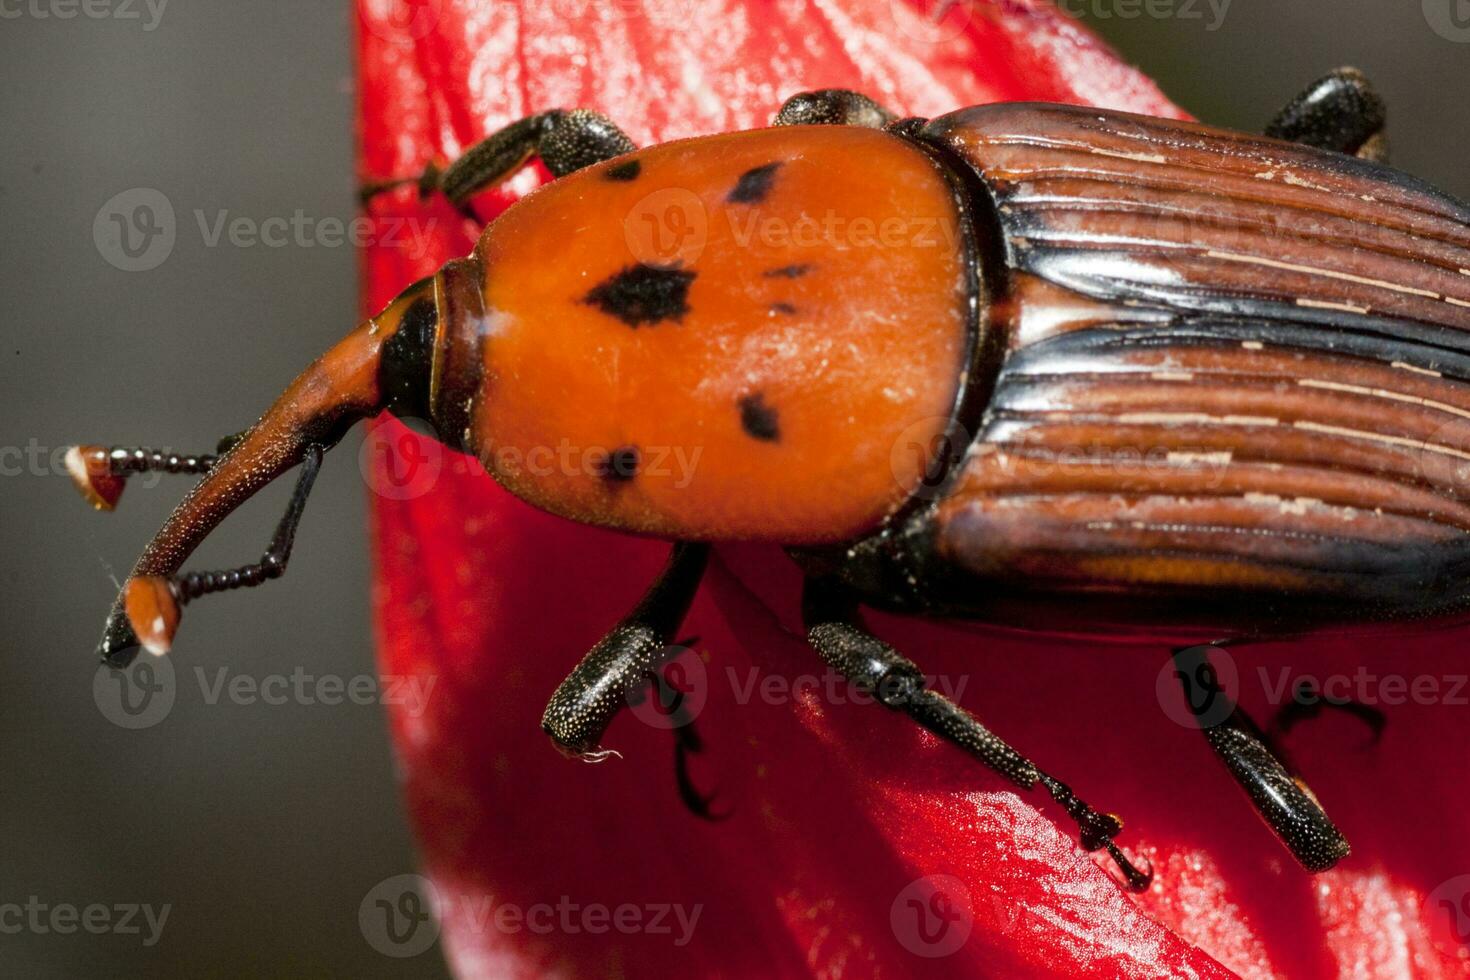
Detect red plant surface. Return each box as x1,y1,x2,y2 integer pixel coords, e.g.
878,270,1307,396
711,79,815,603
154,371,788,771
356,0,1470,975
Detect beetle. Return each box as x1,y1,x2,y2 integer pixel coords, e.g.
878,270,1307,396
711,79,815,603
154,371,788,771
69,69,1470,891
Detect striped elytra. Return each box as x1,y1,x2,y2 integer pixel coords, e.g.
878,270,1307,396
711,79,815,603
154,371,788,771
870,103,1470,633
447,103,1470,633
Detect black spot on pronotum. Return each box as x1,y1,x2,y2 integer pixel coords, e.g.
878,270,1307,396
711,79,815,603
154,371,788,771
583,264,697,327
738,393,781,442
727,162,782,204
597,445,640,483
770,302,798,315
605,159,641,181
763,264,811,279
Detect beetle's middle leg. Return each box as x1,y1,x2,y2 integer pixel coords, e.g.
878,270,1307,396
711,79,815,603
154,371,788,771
1171,644,1351,871
1266,66,1389,164
360,109,637,215
801,577,1153,891
541,543,726,819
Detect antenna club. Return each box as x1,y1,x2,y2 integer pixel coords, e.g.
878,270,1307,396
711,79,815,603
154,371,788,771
123,575,179,656
66,446,126,511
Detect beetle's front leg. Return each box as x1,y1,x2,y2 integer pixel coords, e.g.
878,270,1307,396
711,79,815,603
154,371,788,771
1172,644,1350,871
1267,66,1389,163
540,543,723,817
802,578,1153,891
774,89,896,129
360,109,637,215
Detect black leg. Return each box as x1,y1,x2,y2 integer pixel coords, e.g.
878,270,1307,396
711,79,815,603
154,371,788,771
1269,679,1387,745
540,544,723,817
1171,645,1350,872
1266,67,1389,163
645,648,730,820
802,578,1153,891
121,444,325,656
360,109,637,212
774,90,895,129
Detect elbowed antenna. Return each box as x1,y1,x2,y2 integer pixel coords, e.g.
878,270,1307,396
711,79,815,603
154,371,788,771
79,277,442,667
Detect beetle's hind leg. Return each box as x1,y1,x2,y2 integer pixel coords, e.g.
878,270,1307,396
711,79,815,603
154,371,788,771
802,578,1153,891
1266,67,1389,164
359,109,637,216
1171,644,1351,871
540,544,727,819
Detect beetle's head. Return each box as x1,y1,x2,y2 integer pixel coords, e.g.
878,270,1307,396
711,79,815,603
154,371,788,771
80,273,455,667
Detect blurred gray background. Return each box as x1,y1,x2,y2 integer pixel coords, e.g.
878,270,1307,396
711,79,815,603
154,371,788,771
1,1,1465,975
